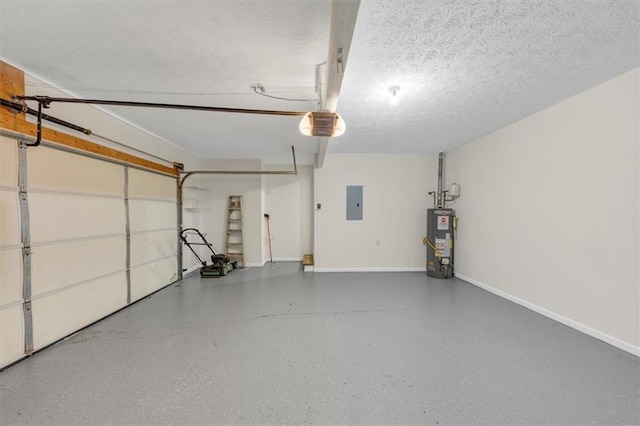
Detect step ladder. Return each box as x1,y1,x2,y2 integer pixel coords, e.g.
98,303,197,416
225,195,245,268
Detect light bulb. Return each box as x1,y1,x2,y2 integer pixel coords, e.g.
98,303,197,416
299,112,313,136
333,113,346,137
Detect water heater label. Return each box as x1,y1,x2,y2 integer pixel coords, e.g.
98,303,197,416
437,215,449,230
435,238,450,257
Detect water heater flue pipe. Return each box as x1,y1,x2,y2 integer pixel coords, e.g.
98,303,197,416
437,152,445,207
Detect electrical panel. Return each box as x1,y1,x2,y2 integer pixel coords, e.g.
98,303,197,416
346,185,363,220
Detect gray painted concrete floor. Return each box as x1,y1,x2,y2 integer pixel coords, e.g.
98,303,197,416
0,263,638,425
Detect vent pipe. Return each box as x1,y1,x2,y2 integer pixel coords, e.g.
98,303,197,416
437,152,445,207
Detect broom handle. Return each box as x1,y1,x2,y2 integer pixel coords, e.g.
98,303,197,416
266,216,273,263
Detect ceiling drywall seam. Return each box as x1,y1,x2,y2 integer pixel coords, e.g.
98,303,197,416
316,0,361,168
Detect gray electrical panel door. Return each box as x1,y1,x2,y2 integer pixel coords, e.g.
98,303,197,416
346,185,363,220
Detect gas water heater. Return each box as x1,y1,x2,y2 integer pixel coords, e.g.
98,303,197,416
425,152,459,279
426,208,455,279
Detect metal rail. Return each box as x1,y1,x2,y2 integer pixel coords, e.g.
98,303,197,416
15,95,309,116
179,145,298,186
0,98,176,165
15,95,308,146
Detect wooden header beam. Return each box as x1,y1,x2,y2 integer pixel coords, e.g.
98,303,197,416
0,61,179,177
0,61,26,129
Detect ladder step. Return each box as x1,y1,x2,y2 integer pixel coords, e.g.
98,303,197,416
226,195,244,268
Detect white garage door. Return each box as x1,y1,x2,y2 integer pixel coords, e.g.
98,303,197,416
0,134,178,368
0,136,24,367
28,146,128,350
128,169,178,302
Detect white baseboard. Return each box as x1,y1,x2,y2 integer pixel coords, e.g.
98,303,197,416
272,257,303,262
455,273,640,358
314,267,427,272
245,261,267,267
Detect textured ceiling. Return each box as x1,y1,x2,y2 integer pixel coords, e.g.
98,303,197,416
334,0,640,154
1,0,639,163
0,0,331,164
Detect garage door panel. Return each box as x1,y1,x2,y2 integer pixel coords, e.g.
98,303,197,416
32,272,127,350
0,137,22,369
0,305,24,368
130,230,177,267
0,190,21,247
129,199,176,233
31,236,126,298
128,169,175,201
1,136,18,188
30,193,125,243
130,257,177,302
0,248,22,307
1,135,179,364
28,146,124,196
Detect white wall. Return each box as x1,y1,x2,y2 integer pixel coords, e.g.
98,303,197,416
199,175,264,266
314,154,438,271
263,165,314,261
447,68,639,351
191,161,314,267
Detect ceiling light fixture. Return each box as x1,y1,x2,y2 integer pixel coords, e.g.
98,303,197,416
299,111,346,137
389,85,400,106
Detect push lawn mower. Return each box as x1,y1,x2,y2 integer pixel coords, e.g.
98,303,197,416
180,228,237,277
